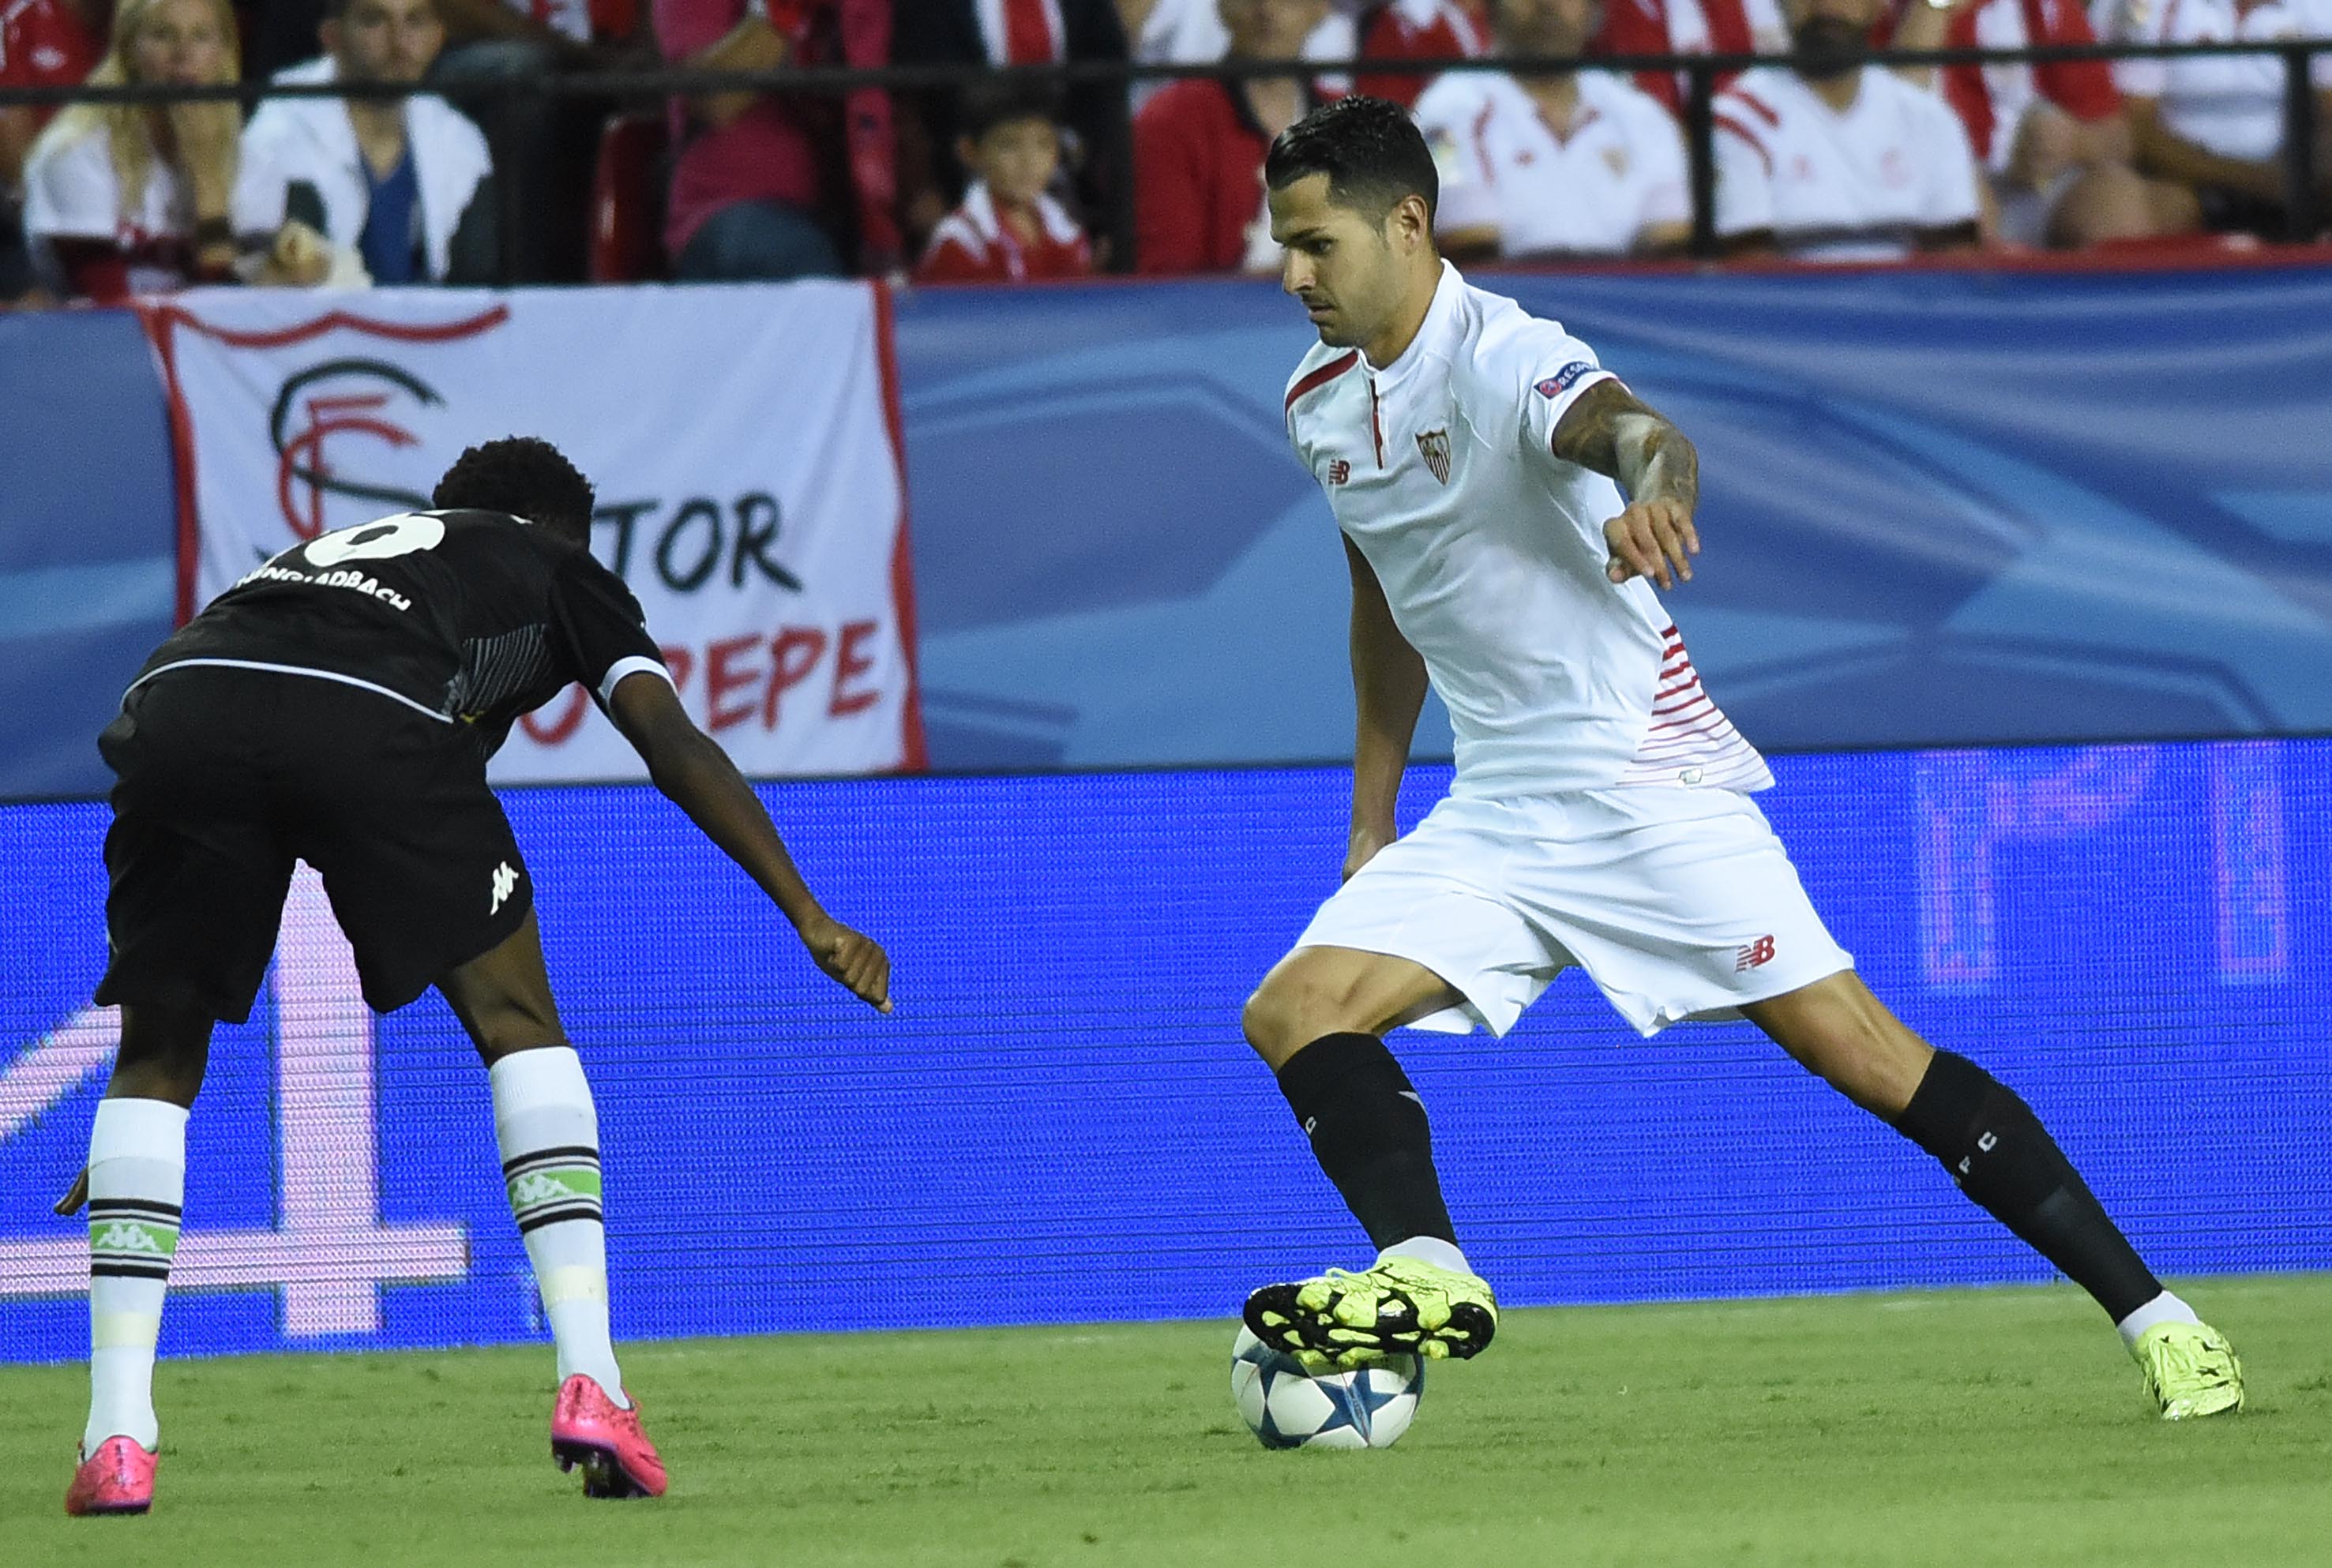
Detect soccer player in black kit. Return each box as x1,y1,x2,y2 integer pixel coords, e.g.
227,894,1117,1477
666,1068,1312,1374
61,438,891,1515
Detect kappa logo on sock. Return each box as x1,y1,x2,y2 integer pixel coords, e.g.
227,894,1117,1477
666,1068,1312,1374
92,1221,170,1255
510,1170,591,1207
490,861,520,915
1735,935,1776,972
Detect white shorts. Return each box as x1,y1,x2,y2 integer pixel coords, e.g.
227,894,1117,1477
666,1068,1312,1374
1294,787,1853,1038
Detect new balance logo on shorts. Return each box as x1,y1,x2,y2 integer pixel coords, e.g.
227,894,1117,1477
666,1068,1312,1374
1736,935,1776,972
490,861,520,914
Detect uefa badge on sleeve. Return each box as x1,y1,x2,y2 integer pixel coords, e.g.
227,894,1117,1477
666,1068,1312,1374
1416,429,1451,486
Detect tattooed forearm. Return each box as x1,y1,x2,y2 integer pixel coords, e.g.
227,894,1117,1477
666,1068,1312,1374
1551,379,1699,511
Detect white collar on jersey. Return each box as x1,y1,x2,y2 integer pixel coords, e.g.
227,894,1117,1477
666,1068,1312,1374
1362,260,1467,381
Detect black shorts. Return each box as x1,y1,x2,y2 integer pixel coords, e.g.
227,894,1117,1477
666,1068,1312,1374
93,665,534,1022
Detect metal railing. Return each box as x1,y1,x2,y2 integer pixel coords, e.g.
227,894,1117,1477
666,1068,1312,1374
4,39,2326,280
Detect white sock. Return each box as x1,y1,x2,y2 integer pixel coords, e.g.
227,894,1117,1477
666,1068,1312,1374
83,1097,190,1454
1377,1236,1471,1276
490,1046,627,1407
2116,1290,2201,1350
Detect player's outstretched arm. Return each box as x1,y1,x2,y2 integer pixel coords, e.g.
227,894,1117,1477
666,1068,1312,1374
1345,536,1429,881
1553,379,1702,591
607,672,892,1013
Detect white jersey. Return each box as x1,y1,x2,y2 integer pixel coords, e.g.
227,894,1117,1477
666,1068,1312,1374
2100,0,2332,162
21,121,200,294
1282,262,1771,800
1713,65,1981,259
1414,69,1691,257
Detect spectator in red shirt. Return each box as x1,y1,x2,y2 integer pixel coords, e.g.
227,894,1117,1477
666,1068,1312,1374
915,81,1094,283
1352,0,1489,107
1135,0,1334,273
1594,0,1786,114
2,0,104,299
1889,0,2194,246
653,0,842,279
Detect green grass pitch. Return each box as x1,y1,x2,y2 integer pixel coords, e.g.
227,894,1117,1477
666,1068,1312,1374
7,1275,2330,1567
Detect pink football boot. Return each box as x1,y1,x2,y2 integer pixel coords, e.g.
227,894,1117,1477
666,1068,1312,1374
65,1436,156,1516
550,1375,667,1499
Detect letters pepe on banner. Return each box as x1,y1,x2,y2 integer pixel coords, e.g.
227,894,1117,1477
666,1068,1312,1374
139,282,926,782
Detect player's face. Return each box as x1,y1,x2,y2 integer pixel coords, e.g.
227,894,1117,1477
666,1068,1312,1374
1271,173,1403,348
327,0,445,84
129,0,231,85
1493,0,1603,58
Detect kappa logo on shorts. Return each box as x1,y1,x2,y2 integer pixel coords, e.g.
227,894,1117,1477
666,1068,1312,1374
1736,935,1776,972
1416,429,1451,485
490,861,520,915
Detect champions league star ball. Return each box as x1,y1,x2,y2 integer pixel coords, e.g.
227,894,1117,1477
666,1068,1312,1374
1230,1326,1422,1450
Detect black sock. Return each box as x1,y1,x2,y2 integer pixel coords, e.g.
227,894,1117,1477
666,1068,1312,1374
1275,1032,1457,1251
1892,1050,2161,1321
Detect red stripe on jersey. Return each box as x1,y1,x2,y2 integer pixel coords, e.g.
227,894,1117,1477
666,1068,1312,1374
1730,89,1782,128
1651,694,1714,719
1640,713,1741,746
1285,351,1361,415
1642,725,1738,753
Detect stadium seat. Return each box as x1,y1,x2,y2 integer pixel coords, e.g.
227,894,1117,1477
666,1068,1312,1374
588,113,670,284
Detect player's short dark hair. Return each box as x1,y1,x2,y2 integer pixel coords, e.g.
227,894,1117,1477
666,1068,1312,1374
957,77,1062,143
432,437,595,542
1264,96,1438,225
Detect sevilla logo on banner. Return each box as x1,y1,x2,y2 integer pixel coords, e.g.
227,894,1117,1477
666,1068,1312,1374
139,284,926,782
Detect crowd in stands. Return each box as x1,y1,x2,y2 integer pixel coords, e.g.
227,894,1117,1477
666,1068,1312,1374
2,0,2330,302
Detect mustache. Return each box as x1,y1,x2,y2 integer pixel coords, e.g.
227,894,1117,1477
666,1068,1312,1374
1791,17,1868,74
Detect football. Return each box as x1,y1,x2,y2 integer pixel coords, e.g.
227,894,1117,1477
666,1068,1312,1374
1230,1325,1423,1450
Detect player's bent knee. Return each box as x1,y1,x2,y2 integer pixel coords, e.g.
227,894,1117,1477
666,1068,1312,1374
1243,970,1360,1064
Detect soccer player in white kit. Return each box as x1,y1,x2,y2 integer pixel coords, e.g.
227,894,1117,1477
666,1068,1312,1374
1237,96,2244,1422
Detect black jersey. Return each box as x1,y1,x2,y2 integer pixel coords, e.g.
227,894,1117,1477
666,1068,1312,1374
132,509,667,757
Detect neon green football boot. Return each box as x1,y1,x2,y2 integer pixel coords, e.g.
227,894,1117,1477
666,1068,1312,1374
1245,1256,1498,1371
2133,1321,2244,1420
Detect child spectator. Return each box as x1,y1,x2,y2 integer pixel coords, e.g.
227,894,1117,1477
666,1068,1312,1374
915,83,1093,283
21,0,251,301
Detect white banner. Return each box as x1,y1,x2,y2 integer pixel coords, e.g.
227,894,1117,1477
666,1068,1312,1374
141,283,923,782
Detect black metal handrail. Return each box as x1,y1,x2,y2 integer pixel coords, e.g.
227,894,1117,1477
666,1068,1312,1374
5,39,2326,271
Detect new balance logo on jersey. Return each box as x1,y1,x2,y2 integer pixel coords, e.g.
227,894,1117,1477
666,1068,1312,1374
490,861,520,914
1736,935,1776,972
1416,429,1451,485
1327,459,1350,486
